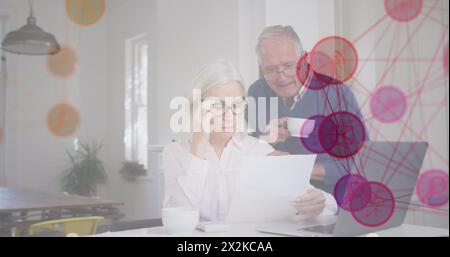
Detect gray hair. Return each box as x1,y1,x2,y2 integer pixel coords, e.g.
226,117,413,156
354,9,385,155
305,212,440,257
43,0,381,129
186,59,247,135
188,59,245,105
255,25,304,65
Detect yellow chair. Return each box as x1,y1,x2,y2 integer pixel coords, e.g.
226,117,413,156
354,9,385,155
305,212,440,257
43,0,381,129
28,216,104,236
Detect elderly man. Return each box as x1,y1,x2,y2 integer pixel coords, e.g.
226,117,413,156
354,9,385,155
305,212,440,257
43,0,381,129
247,25,367,197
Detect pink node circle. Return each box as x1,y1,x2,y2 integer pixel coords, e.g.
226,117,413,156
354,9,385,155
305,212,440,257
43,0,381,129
301,115,327,154
350,182,395,227
333,174,368,211
296,52,309,86
310,36,358,85
385,0,423,22
296,52,336,90
370,86,407,124
416,169,449,208
318,111,366,159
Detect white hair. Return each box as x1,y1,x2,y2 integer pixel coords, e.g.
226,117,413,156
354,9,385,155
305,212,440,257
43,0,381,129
182,59,248,136
255,25,304,64
188,59,245,105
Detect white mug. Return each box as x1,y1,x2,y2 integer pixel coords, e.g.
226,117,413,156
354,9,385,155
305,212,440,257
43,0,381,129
287,118,315,138
161,207,199,235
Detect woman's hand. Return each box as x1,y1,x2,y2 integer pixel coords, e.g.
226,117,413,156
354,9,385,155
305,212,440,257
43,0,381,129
311,164,326,182
291,188,326,218
190,102,210,158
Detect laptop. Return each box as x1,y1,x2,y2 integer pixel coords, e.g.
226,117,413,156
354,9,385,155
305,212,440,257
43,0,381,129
257,141,428,237
225,154,317,223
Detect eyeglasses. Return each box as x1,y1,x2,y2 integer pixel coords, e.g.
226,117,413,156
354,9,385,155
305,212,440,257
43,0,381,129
202,98,247,116
262,62,297,81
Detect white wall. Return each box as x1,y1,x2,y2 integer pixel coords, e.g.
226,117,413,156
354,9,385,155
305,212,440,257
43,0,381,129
265,0,337,51
237,0,266,87
153,0,240,145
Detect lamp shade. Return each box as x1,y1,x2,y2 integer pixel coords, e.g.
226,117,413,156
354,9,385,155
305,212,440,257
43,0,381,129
1,15,60,55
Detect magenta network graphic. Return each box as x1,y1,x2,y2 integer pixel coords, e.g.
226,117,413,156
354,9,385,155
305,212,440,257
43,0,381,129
297,0,449,227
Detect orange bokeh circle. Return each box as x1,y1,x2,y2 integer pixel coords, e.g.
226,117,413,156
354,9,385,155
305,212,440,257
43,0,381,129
66,0,106,27
46,103,81,138
46,45,78,78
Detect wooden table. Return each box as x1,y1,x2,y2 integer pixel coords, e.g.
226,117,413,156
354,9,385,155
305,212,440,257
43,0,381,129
0,187,124,236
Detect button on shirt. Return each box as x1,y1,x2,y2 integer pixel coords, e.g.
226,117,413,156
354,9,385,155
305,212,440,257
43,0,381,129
163,135,338,222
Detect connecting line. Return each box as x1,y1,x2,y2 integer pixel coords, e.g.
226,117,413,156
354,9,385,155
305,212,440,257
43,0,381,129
319,85,362,177
394,200,449,213
352,14,389,45
382,25,447,186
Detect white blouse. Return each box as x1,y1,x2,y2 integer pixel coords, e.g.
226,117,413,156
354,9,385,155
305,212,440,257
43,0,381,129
162,135,337,222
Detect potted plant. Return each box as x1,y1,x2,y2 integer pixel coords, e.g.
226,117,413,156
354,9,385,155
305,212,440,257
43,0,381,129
118,161,147,183
60,140,108,197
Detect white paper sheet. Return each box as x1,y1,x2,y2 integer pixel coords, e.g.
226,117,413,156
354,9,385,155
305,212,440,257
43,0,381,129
226,154,317,223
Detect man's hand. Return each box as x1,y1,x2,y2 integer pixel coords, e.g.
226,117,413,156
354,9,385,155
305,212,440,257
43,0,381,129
291,188,326,217
268,151,290,156
259,117,291,144
311,164,326,182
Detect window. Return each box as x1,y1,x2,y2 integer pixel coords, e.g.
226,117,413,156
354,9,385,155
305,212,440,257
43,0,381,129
124,34,148,169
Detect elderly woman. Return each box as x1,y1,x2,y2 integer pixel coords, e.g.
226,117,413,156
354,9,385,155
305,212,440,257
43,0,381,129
163,60,337,222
